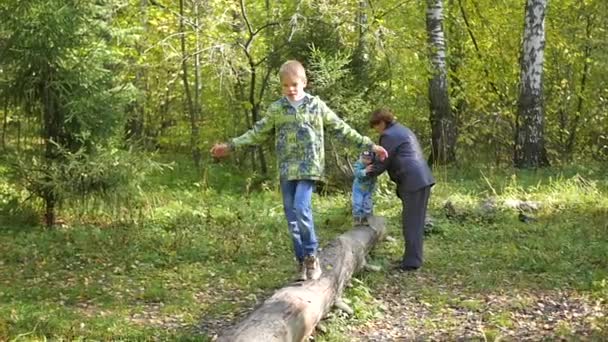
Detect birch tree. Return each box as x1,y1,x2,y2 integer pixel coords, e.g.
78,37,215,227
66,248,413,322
426,0,457,166
514,0,549,168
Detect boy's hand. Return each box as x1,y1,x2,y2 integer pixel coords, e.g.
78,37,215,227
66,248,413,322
365,164,374,173
210,143,231,158
372,144,388,161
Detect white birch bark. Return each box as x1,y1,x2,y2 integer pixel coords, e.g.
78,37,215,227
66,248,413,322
514,0,549,168
426,0,457,165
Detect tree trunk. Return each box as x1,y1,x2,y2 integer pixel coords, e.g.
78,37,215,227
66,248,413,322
352,0,371,85
447,0,466,151
426,0,457,166
218,217,386,342
179,0,201,169
249,66,268,175
193,1,202,110
1,100,7,151
229,60,255,170
514,0,549,168
40,68,62,228
125,0,147,145
237,0,270,175
156,73,177,146
16,114,21,151
565,12,592,157
191,0,203,169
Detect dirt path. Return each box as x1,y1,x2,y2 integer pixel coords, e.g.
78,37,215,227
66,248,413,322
344,272,607,341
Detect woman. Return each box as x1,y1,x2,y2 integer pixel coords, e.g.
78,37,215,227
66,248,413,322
365,108,435,271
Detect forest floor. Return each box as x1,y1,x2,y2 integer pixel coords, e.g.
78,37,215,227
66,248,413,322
1,161,607,341
324,236,607,341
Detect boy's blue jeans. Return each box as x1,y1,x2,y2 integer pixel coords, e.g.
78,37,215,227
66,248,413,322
352,185,373,219
280,179,318,263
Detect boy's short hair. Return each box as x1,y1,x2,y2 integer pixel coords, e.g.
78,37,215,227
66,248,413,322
279,60,307,82
369,108,395,127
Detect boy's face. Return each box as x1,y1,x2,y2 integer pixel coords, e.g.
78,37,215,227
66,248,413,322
281,73,307,102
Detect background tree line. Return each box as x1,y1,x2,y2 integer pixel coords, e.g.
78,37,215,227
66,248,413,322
0,0,606,226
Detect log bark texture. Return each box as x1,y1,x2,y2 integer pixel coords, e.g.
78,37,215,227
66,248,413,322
218,216,386,342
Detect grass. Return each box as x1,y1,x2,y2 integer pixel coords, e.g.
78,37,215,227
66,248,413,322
0,157,607,340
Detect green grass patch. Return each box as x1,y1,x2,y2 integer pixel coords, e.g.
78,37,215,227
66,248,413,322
0,159,607,340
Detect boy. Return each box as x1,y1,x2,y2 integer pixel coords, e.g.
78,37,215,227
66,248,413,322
210,60,387,281
352,150,376,226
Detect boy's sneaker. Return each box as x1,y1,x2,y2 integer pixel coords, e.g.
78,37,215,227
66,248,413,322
361,216,370,226
297,262,307,281
304,255,322,280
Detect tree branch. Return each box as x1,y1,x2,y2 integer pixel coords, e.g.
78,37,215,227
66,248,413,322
148,0,198,28
239,0,254,37
370,0,413,21
253,21,280,36
458,0,504,103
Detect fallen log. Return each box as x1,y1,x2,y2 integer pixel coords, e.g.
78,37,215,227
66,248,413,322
217,216,386,342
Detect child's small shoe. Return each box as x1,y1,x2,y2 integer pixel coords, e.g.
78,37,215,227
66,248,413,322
304,255,322,280
361,216,370,226
296,262,307,281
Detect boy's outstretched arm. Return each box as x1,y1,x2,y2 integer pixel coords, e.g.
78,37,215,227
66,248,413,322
319,100,388,161
210,113,275,158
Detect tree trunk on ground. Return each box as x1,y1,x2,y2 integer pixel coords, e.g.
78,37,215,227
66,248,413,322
426,0,457,166
218,216,387,342
514,0,549,168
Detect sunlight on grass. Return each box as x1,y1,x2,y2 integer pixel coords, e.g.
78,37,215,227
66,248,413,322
1,161,607,340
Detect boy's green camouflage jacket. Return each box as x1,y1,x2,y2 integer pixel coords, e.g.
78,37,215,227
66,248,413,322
230,93,374,181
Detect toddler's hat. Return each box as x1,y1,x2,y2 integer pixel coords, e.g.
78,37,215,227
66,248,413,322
361,150,374,159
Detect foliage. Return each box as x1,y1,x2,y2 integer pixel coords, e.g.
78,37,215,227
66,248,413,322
0,0,129,149
2,0,606,167
0,0,136,224
0,177,39,227
543,0,608,161
4,146,166,225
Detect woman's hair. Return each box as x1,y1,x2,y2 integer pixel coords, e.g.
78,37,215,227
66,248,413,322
369,108,395,127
